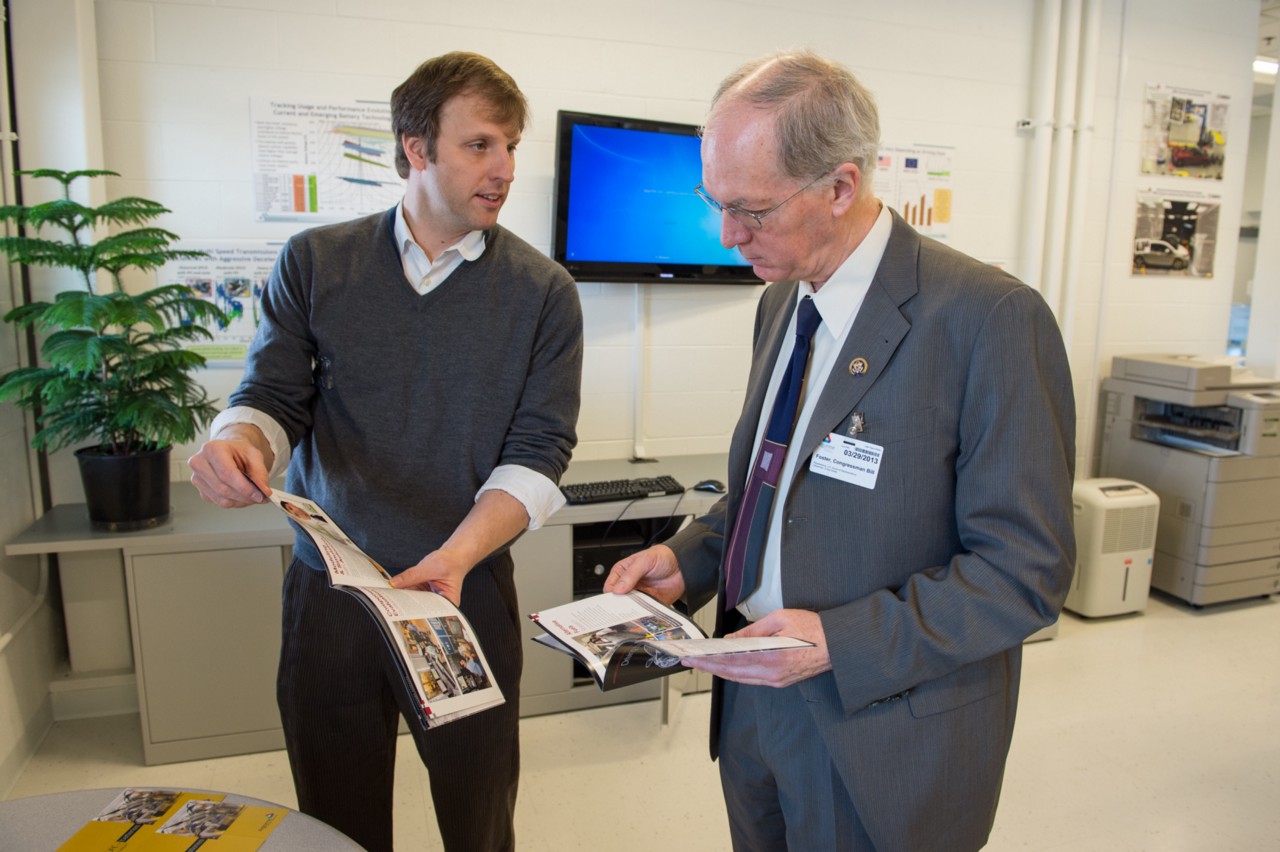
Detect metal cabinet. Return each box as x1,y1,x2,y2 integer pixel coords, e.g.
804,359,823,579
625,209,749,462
127,546,289,764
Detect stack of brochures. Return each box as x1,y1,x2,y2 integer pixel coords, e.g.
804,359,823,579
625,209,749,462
57,788,285,850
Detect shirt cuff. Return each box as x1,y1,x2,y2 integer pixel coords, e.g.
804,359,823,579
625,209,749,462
209,406,292,480
478,464,566,530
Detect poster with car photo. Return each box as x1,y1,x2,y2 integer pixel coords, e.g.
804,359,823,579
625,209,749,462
1140,84,1229,180
1132,188,1220,277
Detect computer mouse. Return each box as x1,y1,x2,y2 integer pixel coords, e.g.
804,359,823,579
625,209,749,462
693,479,726,494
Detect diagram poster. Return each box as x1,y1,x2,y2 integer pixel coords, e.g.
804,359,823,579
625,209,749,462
875,144,953,241
1132,187,1221,278
1140,84,1229,180
251,98,405,222
162,241,284,364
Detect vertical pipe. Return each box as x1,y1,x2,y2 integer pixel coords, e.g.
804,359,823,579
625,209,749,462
1061,0,1104,347
0,0,51,661
1021,0,1063,290
1042,0,1083,321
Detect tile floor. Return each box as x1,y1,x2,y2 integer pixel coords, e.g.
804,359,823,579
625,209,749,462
6,592,1278,851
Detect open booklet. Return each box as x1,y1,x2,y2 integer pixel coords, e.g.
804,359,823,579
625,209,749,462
529,590,812,691
269,489,503,729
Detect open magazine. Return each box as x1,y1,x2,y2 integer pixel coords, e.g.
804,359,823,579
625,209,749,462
269,490,503,729
529,590,812,691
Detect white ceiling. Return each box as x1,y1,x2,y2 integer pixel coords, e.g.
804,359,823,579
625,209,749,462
1256,0,1280,113
1260,0,1280,59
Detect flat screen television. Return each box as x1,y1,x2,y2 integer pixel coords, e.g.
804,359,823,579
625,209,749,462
551,110,762,285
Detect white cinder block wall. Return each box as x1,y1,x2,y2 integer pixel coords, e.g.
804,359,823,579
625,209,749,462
89,0,1047,469
23,0,1273,485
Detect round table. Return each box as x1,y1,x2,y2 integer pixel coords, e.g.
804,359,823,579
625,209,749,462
0,787,362,849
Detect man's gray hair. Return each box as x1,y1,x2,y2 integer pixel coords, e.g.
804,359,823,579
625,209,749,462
712,51,880,194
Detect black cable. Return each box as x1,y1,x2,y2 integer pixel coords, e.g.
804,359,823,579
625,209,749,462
596,497,642,550
642,489,687,546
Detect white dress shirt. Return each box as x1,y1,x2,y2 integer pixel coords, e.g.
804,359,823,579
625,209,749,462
208,200,567,529
739,202,893,620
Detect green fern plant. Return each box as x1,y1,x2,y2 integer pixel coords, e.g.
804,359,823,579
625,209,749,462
0,169,228,456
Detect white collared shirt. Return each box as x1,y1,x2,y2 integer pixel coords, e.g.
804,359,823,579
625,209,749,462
393,201,486,295
739,202,894,620
208,201,566,529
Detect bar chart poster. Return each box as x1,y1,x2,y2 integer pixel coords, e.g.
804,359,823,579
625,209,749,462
251,98,405,221
876,145,953,240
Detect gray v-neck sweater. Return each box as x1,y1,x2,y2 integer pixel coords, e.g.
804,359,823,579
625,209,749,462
231,208,583,572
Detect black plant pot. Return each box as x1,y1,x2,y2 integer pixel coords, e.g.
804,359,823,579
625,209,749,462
74,445,173,531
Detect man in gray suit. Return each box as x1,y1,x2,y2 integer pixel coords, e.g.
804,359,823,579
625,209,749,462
606,51,1075,851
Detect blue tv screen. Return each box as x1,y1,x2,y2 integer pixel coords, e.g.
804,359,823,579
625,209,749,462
552,111,761,285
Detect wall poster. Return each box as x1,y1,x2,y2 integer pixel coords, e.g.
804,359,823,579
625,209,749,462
251,97,405,222
875,144,953,241
162,242,284,365
1140,84,1229,180
1132,187,1221,278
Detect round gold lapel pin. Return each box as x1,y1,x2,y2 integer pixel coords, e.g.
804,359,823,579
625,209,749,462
849,357,869,376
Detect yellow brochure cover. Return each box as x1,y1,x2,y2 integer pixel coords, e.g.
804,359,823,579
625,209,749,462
57,789,286,851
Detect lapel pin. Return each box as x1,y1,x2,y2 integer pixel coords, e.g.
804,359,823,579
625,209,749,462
849,357,869,376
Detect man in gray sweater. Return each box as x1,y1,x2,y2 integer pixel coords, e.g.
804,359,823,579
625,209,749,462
189,53,583,852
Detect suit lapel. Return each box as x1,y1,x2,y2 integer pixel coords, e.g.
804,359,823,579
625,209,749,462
797,213,921,458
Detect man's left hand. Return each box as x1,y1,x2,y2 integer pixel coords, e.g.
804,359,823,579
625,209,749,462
684,608,831,688
387,489,531,607
390,547,470,606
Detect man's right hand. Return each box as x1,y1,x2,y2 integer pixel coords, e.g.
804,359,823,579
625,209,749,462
603,544,686,606
188,424,274,508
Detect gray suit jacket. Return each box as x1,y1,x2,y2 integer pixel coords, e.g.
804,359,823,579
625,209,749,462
667,211,1076,851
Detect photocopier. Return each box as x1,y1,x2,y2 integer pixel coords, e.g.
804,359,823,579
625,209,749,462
1099,354,1280,606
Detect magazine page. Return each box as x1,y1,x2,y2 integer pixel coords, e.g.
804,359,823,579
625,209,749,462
529,591,706,687
529,591,816,691
267,489,503,727
348,585,504,725
640,635,813,657
268,492,391,589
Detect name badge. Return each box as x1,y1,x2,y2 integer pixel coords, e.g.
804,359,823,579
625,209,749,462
810,432,883,489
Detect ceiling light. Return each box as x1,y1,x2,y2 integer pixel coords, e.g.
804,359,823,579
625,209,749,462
1254,56,1279,75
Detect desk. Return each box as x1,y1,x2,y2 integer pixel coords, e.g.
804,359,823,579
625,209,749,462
7,453,727,764
0,788,360,849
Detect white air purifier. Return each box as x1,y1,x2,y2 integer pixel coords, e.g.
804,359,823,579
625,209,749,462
1066,478,1160,617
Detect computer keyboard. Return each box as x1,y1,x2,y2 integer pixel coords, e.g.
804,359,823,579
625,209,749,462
560,475,685,505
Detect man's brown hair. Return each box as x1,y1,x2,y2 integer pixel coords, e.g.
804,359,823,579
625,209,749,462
391,52,528,178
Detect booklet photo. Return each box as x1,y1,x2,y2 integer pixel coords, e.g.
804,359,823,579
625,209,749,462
528,590,813,691
269,490,504,729
57,788,285,851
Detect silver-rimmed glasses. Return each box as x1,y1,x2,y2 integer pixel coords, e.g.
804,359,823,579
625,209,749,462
693,172,829,230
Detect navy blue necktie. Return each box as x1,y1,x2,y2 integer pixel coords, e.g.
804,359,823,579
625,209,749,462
724,296,822,607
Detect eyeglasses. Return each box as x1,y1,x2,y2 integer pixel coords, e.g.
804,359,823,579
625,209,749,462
694,173,829,230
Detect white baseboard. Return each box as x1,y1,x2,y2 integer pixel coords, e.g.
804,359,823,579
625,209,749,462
0,694,53,800
49,669,138,720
